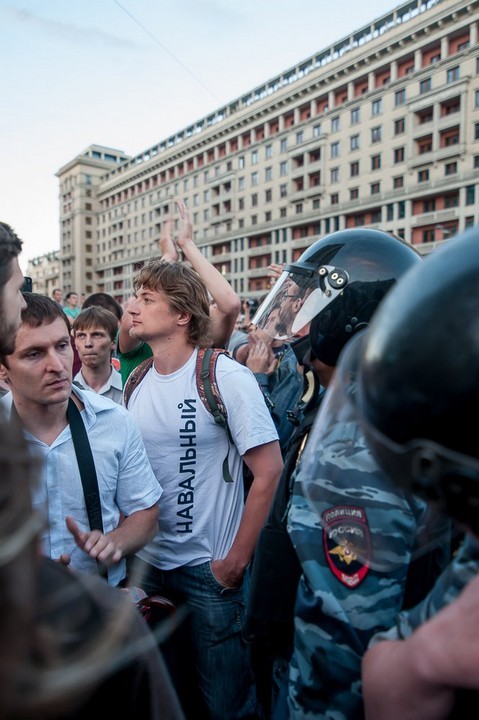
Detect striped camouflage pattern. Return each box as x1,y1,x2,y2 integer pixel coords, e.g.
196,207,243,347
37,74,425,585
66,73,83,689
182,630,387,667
284,409,452,720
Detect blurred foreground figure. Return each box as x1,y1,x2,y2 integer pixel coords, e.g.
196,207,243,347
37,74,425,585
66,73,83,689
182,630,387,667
336,226,479,720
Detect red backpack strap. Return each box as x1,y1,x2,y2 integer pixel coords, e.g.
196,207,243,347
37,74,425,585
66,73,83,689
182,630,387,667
123,357,154,407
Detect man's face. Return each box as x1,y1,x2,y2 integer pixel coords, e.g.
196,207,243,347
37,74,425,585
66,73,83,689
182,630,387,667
52,289,63,303
67,293,79,308
0,257,27,355
275,281,303,338
74,324,115,370
0,317,73,408
128,286,180,343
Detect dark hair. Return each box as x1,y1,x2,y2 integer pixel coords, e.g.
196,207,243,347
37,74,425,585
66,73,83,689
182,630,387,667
73,306,119,342
0,294,71,365
0,223,23,289
133,260,212,347
82,292,123,321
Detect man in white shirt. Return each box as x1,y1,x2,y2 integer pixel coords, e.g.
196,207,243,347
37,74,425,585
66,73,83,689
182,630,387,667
0,292,162,587
125,258,283,719
73,305,123,404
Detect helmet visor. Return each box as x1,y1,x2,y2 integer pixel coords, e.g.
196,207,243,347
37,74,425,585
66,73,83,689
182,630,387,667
290,331,452,572
252,263,348,341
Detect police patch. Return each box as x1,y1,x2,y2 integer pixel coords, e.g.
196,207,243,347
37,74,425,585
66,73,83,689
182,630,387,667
322,505,371,588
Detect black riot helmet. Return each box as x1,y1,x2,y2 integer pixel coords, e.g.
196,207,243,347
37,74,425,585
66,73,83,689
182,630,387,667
252,228,422,367
345,226,479,535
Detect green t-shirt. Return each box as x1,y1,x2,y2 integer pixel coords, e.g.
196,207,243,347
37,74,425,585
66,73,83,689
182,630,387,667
117,340,153,387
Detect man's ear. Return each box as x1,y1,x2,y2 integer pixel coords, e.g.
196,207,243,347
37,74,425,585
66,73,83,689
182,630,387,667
0,363,9,383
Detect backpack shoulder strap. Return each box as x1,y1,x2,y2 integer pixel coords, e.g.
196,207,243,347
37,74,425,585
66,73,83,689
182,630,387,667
123,356,154,408
196,347,229,428
196,347,234,483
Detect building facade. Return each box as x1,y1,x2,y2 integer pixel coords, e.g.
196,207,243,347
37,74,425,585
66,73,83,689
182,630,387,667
56,0,479,304
26,250,61,298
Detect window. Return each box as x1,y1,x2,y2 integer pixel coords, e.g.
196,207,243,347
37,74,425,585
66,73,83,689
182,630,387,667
330,167,340,183
476,90,479,108
265,144,273,159
423,199,436,212
387,203,394,221
296,131,304,144
371,154,381,170
350,134,360,151
251,150,258,165
265,167,273,182
418,169,429,183
351,107,360,125
330,193,339,205
371,182,380,195
393,176,404,189
475,122,479,140
313,197,321,210
280,207,287,218
238,156,245,169
331,141,340,158
295,203,303,214
350,161,359,177
394,117,405,135
395,89,406,106
420,77,431,94
265,211,272,222
280,161,288,176
280,138,288,152
371,126,382,143
265,189,272,202
238,177,245,191
331,116,340,132
251,171,259,186
422,229,435,243
251,193,258,207
280,184,287,198
447,66,460,83
466,185,475,205
474,155,479,169
313,123,322,137
238,198,244,210
394,147,405,163
398,201,405,219
372,99,383,116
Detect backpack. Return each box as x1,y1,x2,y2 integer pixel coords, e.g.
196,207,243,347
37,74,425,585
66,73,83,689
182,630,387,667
123,347,234,483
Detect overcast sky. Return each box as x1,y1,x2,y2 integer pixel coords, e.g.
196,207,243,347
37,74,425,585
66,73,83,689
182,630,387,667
0,0,399,270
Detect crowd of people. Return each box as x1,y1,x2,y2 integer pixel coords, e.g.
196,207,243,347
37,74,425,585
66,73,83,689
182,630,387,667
1,205,479,720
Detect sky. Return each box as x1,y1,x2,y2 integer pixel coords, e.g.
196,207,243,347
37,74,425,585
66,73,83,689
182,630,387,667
0,0,399,271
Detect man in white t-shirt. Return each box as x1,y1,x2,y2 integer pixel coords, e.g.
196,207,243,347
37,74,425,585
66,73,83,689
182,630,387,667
125,258,283,720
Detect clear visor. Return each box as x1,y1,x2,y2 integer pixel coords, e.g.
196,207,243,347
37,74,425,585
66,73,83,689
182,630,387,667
291,331,454,571
251,264,348,341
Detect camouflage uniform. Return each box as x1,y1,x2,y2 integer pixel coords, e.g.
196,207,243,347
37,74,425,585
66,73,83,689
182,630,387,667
282,404,452,720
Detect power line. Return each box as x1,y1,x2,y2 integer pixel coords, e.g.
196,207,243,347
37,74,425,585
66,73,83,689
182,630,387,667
112,0,222,103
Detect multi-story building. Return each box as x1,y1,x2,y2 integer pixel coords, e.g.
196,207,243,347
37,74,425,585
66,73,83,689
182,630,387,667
26,250,61,298
56,0,479,304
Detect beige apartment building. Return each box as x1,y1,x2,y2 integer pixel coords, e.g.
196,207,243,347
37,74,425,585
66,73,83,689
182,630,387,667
56,0,479,304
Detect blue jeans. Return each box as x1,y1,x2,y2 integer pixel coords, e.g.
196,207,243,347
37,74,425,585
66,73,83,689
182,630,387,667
133,558,262,720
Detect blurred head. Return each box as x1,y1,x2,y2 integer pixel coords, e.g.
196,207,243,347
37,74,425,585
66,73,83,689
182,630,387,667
0,222,27,355
131,259,211,346
253,228,422,373
344,227,479,535
65,292,79,308
51,288,63,304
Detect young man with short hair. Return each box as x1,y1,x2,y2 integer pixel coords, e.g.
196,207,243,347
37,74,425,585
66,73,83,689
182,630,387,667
0,293,162,588
73,306,123,404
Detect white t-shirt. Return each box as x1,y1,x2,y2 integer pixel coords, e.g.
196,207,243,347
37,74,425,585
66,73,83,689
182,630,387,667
127,348,279,570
